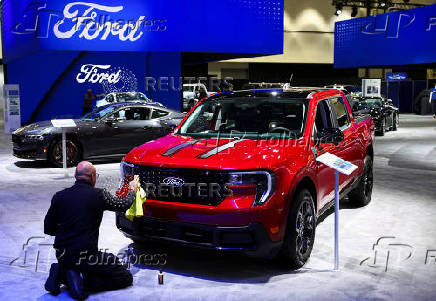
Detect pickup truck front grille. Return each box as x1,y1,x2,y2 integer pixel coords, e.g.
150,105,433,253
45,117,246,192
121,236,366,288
135,166,229,206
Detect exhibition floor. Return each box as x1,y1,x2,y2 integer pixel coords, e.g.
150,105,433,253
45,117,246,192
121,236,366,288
0,114,436,301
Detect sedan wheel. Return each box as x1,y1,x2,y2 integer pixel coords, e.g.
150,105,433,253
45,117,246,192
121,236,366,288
50,139,81,167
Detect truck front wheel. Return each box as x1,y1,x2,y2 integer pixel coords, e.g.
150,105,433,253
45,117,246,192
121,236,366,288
278,188,316,269
348,155,373,207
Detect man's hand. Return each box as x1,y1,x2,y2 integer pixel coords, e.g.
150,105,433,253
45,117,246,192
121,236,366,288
129,179,139,192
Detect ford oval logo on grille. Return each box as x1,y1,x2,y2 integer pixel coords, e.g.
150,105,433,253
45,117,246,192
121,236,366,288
163,177,185,187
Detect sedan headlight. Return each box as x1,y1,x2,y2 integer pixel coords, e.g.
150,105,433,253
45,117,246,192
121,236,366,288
227,171,275,206
21,134,47,142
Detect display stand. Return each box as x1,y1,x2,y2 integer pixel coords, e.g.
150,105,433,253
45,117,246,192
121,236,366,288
51,119,77,177
316,153,358,271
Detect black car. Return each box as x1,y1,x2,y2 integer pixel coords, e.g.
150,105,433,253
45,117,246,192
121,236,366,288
353,96,399,136
12,103,185,167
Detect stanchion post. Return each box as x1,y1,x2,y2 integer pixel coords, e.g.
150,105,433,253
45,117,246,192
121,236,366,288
334,169,339,271
62,127,68,177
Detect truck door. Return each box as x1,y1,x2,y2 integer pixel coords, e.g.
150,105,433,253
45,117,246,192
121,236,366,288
313,99,344,208
328,96,361,186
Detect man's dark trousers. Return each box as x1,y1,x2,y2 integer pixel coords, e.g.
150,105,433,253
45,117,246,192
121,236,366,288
57,249,132,292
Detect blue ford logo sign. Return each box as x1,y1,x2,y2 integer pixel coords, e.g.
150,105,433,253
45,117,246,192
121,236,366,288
163,177,184,187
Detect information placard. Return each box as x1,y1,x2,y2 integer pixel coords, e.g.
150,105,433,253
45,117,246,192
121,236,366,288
362,79,381,98
316,153,358,176
3,85,21,134
51,119,77,128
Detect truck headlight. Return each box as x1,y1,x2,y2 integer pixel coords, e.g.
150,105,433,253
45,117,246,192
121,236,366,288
227,171,275,206
120,161,135,186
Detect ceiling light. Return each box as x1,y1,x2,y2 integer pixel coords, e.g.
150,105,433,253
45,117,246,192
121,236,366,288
335,3,343,16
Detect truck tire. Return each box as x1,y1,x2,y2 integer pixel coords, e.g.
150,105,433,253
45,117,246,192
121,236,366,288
278,188,316,269
392,114,399,131
348,155,373,207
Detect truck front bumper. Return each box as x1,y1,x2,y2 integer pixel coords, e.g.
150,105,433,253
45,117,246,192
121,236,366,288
116,213,282,259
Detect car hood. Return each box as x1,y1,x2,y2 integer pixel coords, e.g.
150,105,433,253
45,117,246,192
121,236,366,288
14,119,93,135
124,134,307,171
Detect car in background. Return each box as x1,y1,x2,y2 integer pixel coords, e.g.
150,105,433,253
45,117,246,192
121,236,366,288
182,83,214,111
353,96,399,136
96,92,165,108
12,103,185,167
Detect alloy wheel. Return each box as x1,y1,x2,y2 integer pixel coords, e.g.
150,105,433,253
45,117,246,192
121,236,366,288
295,197,315,258
53,140,79,166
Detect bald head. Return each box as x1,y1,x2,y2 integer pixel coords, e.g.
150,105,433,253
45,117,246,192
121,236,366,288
75,161,97,186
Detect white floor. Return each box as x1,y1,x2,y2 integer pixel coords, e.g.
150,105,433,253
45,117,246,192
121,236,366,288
1,114,436,301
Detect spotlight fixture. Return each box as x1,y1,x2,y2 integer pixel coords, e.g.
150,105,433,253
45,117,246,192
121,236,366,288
335,3,343,16
378,0,393,8
351,6,358,17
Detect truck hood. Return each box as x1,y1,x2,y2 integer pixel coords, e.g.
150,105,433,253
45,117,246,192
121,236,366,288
124,134,306,171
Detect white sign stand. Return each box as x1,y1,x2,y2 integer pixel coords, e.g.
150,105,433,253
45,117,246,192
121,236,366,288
316,153,358,271
51,119,77,177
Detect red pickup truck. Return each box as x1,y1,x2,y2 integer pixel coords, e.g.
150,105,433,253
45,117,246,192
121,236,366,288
116,88,375,269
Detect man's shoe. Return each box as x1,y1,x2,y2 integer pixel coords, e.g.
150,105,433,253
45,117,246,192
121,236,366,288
65,270,88,300
44,263,61,295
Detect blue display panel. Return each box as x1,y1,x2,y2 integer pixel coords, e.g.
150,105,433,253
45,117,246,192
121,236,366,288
334,4,436,68
386,72,408,81
8,51,182,123
2,0,284,62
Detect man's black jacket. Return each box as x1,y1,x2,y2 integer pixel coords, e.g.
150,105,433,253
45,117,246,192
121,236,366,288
44,180,135,253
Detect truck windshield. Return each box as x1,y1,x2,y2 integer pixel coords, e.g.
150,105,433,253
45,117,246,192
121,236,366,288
178,97,308,139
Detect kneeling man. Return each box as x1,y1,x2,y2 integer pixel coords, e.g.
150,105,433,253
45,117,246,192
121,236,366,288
44,161,138,299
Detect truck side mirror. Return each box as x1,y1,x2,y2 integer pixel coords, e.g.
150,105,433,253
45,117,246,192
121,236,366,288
317,128,344,146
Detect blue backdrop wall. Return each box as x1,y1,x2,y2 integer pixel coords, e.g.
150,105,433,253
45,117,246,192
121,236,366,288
7,51,182,123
